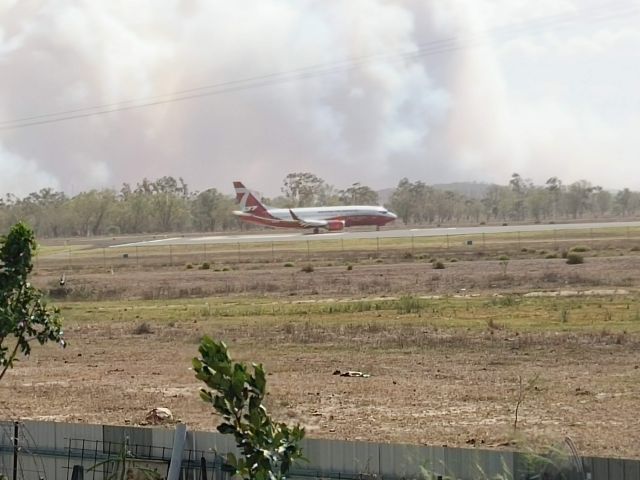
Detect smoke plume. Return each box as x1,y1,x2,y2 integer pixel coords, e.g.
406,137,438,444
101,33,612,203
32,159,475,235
1,0,639,198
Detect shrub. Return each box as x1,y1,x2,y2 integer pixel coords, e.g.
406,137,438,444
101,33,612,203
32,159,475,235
566,252,584,265
396,295,423,314
631,246,640,252
186,263,193,269
346,264,353,271
570,245,590,253
132,322,153,335
449,258,458,263
301,264,314,273
200,262,211,270
402,251,414,260
433,260,445,269
561,250,569,259
545,253,558,259
283,262,294,268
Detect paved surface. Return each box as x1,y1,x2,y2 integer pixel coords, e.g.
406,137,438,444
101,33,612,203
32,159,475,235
112,221,640,247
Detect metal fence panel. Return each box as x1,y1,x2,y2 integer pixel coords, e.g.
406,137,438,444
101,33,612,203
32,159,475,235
623,459,640,480
3,421,640,480
591,457,610,479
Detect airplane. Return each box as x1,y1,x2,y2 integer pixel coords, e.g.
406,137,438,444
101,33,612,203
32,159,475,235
232,181,397,233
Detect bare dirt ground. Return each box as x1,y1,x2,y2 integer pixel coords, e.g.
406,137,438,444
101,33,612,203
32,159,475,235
2,241,640,459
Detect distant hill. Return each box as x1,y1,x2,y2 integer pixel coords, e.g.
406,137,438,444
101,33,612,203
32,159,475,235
377,181,494,204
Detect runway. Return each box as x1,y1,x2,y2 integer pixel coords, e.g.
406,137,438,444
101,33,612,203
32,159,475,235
112,220,640,247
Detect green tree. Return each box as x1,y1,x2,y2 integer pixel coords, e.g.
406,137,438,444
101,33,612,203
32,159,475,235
615,188,633,216
0,223,65,382
191,188,236,232
337,183,379,205
565,180,594,219
389,178,437,224
150,176,190,232
545,177,563,219
282,172,326,207
69,189,116,236
193,337,305,480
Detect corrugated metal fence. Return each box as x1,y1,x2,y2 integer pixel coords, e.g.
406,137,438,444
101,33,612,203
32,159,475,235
1,421,638,480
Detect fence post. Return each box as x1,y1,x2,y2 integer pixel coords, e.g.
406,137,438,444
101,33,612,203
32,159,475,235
169,244,173,266
136,246,139,266
411,235,414,254
271,242,275,262
103,248,106,268
204,243,207,263
446,234,449,249
307,240,310,260
376,237,380,255
167,424,187,480
12,421,18,480
237,242,241,263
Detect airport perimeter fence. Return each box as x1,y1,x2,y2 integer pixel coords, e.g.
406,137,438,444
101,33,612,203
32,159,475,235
1,420,640,480
32,225,640,274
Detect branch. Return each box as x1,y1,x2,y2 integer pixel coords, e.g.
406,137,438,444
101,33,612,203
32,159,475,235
0,340,21,382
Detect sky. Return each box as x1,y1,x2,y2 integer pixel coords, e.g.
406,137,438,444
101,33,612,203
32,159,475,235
1,0,639,198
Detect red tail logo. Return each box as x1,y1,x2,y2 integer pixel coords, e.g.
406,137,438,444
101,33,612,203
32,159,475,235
233,181,274,219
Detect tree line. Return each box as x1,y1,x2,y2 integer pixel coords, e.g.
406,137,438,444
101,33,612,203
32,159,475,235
1,172,639,237
389,174,640,225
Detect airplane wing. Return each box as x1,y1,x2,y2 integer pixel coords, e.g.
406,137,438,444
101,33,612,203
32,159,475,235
289,209,328,228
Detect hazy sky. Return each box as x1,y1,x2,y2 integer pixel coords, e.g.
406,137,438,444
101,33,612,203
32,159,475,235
1,0,639,197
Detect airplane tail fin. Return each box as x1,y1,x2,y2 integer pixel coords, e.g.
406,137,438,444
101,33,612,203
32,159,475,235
233,181,273,218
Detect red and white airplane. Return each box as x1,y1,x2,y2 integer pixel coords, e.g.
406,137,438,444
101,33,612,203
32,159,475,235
233,181,397,233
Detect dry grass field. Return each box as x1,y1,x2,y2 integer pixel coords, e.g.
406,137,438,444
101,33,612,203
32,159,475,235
2,230,640,459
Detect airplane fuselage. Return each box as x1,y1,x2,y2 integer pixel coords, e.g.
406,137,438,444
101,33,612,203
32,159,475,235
234,205,396,229
232,181,397,231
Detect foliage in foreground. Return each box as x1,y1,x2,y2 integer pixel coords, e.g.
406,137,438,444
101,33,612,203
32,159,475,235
0,222,64,382
193,336,305,480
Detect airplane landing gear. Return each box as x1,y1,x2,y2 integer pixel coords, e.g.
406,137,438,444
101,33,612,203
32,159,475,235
313,227,320,234
376,225,380,231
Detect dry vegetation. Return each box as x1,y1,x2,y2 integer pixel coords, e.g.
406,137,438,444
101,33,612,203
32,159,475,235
2,230,640,459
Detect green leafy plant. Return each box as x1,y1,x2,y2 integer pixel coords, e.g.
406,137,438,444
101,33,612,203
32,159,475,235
0,222,65,382
193,337,305,480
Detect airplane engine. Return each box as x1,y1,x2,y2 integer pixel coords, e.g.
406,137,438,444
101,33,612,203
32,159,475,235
326,220,345,231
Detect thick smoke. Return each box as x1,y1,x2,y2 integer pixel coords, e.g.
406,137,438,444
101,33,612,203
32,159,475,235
1,0,639,198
